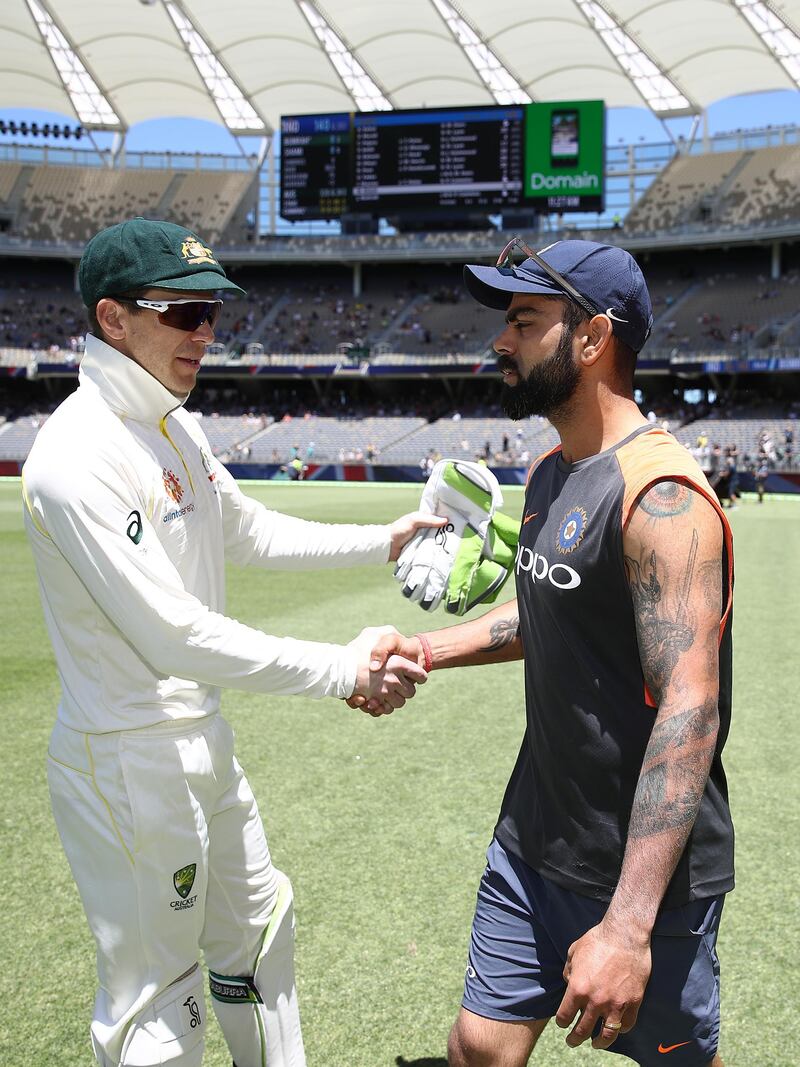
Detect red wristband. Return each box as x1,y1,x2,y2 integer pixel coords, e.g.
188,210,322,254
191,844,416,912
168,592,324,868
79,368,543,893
414,632,433,673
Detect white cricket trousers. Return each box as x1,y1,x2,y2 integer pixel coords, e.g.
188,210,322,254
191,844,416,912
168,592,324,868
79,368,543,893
47,713,301,1066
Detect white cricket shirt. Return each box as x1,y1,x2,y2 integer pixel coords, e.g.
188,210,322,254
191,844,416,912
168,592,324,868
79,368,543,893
22,336,391,732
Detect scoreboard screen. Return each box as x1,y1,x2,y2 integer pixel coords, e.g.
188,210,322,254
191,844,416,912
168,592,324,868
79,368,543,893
280,113,351,220
279,101,604,221
351,106,524,213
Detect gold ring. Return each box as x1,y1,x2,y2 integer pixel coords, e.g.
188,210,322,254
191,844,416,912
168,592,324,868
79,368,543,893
604,1021,622,1031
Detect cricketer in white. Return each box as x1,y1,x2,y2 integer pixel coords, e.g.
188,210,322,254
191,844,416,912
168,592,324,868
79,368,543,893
22,333,429,1067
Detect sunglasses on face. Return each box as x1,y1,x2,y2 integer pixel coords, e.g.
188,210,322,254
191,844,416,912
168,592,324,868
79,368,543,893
496,235,598,321
116,297,223,332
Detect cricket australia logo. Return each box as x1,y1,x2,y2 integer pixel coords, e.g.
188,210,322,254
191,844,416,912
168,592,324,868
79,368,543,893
163,468,184,504
181,237,217,265
173,863,196,899
171,863,199,910
556,506,588,554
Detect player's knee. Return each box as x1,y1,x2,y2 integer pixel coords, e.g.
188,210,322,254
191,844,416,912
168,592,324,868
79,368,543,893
448,1013,493,1067
115,964,205,1066
209,872,296,1010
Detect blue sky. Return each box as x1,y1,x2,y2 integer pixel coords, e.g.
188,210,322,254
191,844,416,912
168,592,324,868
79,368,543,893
3,89,800,154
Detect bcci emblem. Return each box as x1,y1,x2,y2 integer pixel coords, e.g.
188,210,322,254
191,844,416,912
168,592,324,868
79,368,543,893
556,507,588,554
180,237,217,265
173,863,197,900
163,468,184,504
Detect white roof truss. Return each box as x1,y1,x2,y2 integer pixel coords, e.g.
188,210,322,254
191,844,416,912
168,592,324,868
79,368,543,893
24,0,121,127
733,0,800,87
164,0,268,132
296,0,393,111
430,0,532,104
575,0,697,114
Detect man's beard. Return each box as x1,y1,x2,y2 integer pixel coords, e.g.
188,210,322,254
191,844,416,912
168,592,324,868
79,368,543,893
498,328,581,421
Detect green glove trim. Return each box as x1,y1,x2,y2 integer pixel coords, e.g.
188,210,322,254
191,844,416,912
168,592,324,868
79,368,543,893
491,510,521,547
442,463,494,514
445,526,514,615
446,557,511,615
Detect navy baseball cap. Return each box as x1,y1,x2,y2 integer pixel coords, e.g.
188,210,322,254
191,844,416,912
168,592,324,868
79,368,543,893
464,239,653,353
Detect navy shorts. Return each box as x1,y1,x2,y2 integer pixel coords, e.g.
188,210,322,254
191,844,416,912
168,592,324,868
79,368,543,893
462,838,723,1067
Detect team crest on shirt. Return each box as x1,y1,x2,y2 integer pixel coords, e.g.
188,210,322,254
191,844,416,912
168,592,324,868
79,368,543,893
556,506,588,554
163,468,184,504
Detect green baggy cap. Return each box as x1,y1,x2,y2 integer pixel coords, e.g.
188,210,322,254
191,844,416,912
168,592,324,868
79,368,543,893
78,217,246,305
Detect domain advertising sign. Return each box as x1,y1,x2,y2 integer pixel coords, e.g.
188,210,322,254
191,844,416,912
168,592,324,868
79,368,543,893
524,100,605,213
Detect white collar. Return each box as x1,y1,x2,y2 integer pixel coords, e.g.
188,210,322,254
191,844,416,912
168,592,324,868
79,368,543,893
79,334,187,424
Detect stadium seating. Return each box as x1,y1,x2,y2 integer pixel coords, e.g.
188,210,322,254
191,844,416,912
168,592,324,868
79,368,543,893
244,416,427,462
378,416,559,465
0,162,257,245
624,142,800,235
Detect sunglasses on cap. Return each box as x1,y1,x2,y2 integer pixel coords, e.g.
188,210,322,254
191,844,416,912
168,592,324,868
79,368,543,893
496,235,599,321
115,297,223,332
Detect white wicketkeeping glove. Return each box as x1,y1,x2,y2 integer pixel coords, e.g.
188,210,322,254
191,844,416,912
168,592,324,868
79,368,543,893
394,460,520,614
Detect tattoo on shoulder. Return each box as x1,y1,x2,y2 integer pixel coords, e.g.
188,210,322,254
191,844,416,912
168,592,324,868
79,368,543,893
638,481,692,519
481,616,520,652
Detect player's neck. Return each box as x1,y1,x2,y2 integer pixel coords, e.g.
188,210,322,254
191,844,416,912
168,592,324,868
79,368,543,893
555,392,647,464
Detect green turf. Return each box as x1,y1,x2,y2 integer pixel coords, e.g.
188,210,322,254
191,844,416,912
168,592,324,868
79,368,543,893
0,481,797,1066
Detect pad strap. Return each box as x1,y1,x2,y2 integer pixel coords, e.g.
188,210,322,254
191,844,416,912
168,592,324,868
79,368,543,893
209,971,263,1005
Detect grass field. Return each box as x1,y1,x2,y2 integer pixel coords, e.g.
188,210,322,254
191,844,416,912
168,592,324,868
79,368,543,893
0,479,797,1067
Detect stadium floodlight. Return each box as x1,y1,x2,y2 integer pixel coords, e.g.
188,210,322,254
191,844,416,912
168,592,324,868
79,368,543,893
734,0,800,86
164,1,267,132
297,0,393,111
430,0,532,105
575,0,693,114
24,0,121,127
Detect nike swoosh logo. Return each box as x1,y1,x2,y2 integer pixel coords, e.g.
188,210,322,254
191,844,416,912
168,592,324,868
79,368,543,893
523,511,539,524
658,1041,692,1053
606,307,629,323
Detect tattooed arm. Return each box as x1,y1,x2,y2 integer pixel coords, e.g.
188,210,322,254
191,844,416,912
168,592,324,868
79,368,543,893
343,597,522,714
556,480,724,1050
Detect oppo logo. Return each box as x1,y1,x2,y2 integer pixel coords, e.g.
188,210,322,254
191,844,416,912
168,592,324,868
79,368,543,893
515,544,581,590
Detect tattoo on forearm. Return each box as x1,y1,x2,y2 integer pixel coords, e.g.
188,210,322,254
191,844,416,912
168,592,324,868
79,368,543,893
481,616,520,652
628,698,718,840
639,481,692,518
625,531,699,701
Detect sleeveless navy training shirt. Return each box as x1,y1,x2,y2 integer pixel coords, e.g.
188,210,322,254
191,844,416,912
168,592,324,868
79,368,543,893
495,426,734,907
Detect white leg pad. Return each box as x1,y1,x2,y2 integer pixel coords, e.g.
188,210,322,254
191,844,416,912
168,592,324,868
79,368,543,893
210,876,306,1067
111,964,205,1066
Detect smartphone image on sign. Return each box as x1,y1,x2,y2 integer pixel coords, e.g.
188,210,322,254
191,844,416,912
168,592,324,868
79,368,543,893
550,109,580,168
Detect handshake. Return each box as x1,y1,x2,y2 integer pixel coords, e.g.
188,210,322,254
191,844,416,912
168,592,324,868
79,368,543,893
345,461,522,716
347,625,426,717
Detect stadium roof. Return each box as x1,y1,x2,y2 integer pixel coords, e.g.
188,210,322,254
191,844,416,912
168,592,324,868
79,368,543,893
3,0,800,133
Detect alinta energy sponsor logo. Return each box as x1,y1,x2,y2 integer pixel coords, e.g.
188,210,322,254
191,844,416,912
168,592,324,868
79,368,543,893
163,468,184,504
163,502,195,524
171,863,198,911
